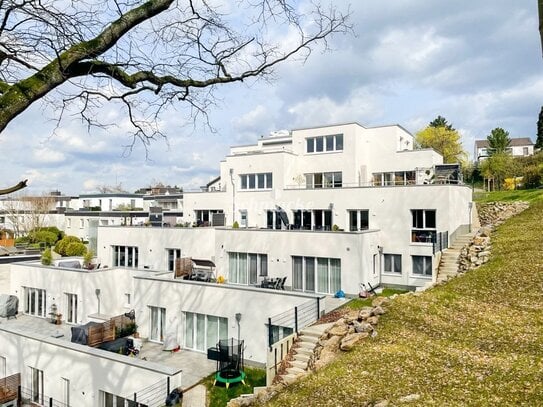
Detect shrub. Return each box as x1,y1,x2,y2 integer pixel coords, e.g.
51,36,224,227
232,221,239,228
41,248,52,266
65,241,87,256
83,250,94,267
55,235,82,256
29,230,58,246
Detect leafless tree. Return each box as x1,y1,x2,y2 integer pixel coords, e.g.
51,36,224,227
1,193,56,236
0,0,351,148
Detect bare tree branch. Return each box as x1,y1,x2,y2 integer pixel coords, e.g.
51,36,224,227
0,0,351,147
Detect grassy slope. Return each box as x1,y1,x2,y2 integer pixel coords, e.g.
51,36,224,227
268,197,543,406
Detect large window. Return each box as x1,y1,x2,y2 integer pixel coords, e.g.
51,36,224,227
412,256,432,277
149,306,166,342
383,254,402,274
266,210,286,229
306,134,343,153
112,245,139,268
65,293,78,324
24,287,47,317
348,210,369,231
372,171,416,186
292,210,312,230
228,252,268,285
29,367,44,405
305,172,342,188
240,173,273,190
167,248,182,272
184,312,228,352
411,209,436,243
292,256,340,294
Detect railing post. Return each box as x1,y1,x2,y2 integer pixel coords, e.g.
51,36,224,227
268,317,273,351
316,297,320,320
17,385,21,407
167,376,170,396
134,392,137,402
49,396,53,407
295,306,299,333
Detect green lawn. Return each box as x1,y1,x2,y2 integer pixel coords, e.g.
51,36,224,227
474,188,543,203
203,366,266,407
266,199,543,406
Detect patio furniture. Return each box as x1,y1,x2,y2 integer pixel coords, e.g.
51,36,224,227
277,276,287,290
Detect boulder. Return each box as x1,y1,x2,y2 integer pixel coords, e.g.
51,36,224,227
340,332,369,351
398,394,420,403
328,323,349,337
314,348,337,370
366,315,380,325
372,306,386,316
353,321,374,333
372,297,391,307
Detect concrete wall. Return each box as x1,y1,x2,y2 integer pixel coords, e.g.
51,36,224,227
134,275,323,364
0,327,180,406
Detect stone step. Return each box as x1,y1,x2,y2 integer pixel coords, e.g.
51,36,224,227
290,359,308,370
298,335,319,344
295,347,313,357
286,366,306,375
299,328,323,338
439,266,459,272
282,374,298,385
293,353,310,362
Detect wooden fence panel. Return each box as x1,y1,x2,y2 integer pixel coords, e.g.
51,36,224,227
0,373,20,404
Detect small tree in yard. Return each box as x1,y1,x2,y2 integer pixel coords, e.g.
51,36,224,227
487,127,511,156
416,125,466,163
41,248,52,266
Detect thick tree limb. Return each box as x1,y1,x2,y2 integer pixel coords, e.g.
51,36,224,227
0,179,27,195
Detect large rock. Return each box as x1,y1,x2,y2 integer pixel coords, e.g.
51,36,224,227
314,348,337,369
372,297,391,307
366,315,380,325
328,323,349,337
353,321,374,333
372,306,386,316
340,332,369,351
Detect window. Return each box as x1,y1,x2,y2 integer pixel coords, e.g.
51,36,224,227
240,173,273,190
412,256,432,277
266,210,287,229
24,287,46,317
292,209,312,230
100,391,136,407
184,312,228,352
240,210,248,227
195,209,224,225
305,172,342,188
372,171,416,186
29,367,44,405
124,293,131,307
523,147,529,155
149,306,166,342
411,210,436,243
348,210,369,231
383,254,402,274
228,252,268,284
79,219,84,228
112,245,139,267
306,134,344,153
292,256,340,294
67,218,71,228
65,293,78,324
167,248,182,272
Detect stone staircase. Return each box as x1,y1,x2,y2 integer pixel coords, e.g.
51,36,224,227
436,234,474,283
281,324,330,385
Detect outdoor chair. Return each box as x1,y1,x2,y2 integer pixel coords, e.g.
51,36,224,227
278,276,287,290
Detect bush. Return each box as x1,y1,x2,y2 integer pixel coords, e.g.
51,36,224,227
41,248,52,266
83,250,94,267
15,236,30,245
232,221,239,228
55,235,82,256
65,241,87,256
29,230,58,246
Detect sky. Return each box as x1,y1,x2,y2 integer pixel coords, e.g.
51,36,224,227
1,0,541,195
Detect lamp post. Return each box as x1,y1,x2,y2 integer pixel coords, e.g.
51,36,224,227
235,313,242,341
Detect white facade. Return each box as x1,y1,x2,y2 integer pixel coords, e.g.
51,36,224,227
475,137,535,160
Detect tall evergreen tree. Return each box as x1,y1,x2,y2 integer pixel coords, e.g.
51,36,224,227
429,115,455,131
536,106,543,149
487,128,511,156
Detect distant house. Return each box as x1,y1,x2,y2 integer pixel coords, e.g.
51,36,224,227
475,137,535,160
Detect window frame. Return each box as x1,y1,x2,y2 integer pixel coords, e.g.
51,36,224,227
383,254,402,274
305,134,344,154
412,255,432,277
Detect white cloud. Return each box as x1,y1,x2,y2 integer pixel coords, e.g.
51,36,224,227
32,147,66,163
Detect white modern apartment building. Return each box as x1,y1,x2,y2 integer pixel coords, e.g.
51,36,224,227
97,122,472,293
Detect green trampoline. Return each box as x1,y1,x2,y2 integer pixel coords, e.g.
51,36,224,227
213,369,246,389
209,338,245,389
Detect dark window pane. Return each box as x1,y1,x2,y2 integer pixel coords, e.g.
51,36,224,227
257,173,265,189
334,172,342,188
314,173,323,188
349,211,357,231
335,134,343,150
425,210,436,228
241,175,247,189
248,174,256,189
326,136,334,151
360,210,369,230
306,138,314,153
316,137,324,152
266,173,272,188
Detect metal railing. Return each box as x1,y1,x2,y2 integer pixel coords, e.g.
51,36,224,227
19,386,68,407
121,377,171,407
267,297,321,350
0,373,19,404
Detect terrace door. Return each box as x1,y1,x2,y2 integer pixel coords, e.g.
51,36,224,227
149,306,166,343
29,367,44,405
